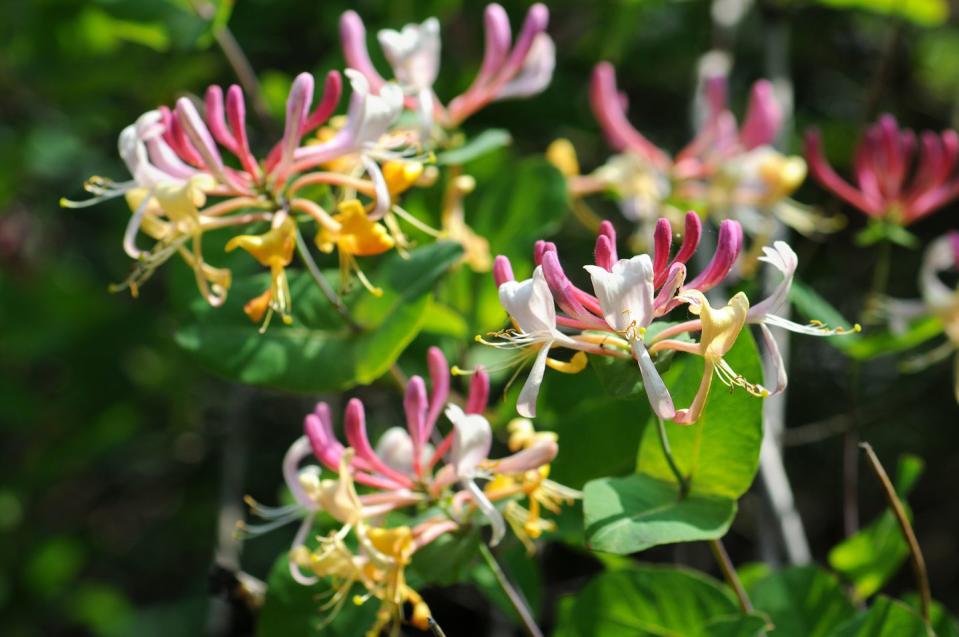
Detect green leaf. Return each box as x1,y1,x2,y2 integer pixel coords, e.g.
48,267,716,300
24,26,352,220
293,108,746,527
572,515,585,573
694,613,771,637
257,553,376,637
814,0,948,27
636,331,765,500
553,564,743,637
747,566,857,637
582,331,764,554
175,241,462,393
829,596,929,637
409,527,480,586
435,129,512,166
829,455,925,600
902,594,959,637
583,474,736,554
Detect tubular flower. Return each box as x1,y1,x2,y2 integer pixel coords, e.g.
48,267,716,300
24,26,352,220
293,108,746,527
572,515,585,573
567,61,823,252
882,232,959,401
225,214,298,329
65,67,433,326
241,348,576,632
484,212,745,423
651,290,767,424
805,114,959,227
340,3,554,136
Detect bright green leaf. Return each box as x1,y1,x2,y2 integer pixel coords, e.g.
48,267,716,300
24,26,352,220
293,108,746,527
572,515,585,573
829,455,925,600
815,0,948,27
435,129,513,165
636,331,765,500
747,566,856,637
176,241,462,393
583,474,737,554
553,564,742,637
829,596,928,637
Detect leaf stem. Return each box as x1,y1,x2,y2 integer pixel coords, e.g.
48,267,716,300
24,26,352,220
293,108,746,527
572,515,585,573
478,544,543,637
859,442,931,624
655,416,689,499
293,227,362,333
708,538,753,614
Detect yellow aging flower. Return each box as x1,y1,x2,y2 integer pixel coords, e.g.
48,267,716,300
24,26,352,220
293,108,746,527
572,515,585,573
315,198,395,296
121,175,231,305
382,160,424,196
652,290,768,424
441,174,491,272
757,152,807,204
225,214,297,329
361,526,431,637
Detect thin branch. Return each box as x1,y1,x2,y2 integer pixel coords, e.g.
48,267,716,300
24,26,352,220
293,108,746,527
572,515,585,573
708,538,753,614
860,442,931,624
478,544,543,637
188,0,274,131
293,227,362,333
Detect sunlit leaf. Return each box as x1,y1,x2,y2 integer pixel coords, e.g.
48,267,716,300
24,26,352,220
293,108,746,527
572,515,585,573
830,596,928,637
175,241,462,392
747,566,856,637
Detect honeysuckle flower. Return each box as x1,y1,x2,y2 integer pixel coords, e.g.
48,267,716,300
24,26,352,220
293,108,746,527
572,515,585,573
341,4,553,135
805,114,959,229
485,213,746,423
650,290,766,424
225,214,297,329
441,174,492,272
882,232,959,401
66,66,442,325
243,348,574,631
566,61,824,255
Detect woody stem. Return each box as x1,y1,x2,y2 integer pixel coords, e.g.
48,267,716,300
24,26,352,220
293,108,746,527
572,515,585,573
708,538,753,614
478,544,543,637
860,442,931,623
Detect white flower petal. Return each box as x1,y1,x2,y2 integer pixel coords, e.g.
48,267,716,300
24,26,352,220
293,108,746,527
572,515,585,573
517,343,552,418
498,266,558,336
584,254,655,332
632,341,675,420
759,323,788,395
446,404,492,477
748,240,798,321
378,17,441,91
495,33,555,100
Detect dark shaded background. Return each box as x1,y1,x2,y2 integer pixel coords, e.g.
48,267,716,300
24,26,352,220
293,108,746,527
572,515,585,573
2,0,958,634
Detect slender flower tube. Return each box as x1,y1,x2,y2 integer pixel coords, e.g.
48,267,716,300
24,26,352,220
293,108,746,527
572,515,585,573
805,114,959,226
340,4,554,133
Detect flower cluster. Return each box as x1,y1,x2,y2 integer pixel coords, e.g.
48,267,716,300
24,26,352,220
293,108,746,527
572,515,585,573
62,69,429,327
342,3,554,139
550,60,821,260
882,232,959,401
805,114,959,227
243,348,577,635
486,214,859,424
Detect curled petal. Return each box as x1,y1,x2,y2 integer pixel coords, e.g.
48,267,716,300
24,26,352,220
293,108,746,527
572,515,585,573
804,129,882,216
494,32,555,100
493,438,558,474
282,436,316,509
584,254,655,332
747,241,798,321
759,323,788,396
498,266,558,335
344,399,414,486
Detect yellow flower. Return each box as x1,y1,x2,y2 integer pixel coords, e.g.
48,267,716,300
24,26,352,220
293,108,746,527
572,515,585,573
651,291,767,424
757,152,806,203
546,138,580,178
361,526,431,637
118,175,230,305
314,199,395,296
225,214,297,328
441,174,491,272
382,160,424,196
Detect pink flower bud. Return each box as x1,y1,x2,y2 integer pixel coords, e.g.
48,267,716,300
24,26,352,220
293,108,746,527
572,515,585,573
686,220,742,292
425,346,450,429
466,367,490,415
652,218,672,279
739,80,781,150
493,255,515,287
